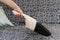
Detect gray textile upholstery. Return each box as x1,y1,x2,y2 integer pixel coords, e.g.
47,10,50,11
0,0,60,40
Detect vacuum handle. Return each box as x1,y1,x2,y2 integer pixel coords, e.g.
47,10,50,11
12,10,36,21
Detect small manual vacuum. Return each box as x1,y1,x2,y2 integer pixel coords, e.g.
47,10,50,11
12,10,51,36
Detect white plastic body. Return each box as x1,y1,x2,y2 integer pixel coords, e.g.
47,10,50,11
23,14,37,31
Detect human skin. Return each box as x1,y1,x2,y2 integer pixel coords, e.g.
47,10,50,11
0,0,23,17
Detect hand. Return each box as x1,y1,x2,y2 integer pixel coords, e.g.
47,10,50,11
12,10,23,17
0,0,23,17
13,7,23,17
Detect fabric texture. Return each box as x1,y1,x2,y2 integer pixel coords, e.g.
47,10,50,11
0,0,60,40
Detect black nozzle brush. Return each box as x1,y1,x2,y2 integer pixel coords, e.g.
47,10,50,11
34,22,51,36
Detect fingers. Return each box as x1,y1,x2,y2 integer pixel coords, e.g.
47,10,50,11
14,9,23,17
12,10,23,18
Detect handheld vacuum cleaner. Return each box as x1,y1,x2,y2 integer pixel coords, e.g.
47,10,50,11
12,10,51,36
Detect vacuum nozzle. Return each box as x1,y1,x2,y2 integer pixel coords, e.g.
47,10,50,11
34,22,51,36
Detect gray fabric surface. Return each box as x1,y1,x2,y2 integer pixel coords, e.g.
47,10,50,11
0,0,60,40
